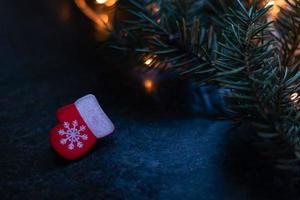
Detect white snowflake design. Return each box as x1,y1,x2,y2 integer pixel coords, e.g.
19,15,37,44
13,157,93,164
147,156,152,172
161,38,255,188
58,120,88,150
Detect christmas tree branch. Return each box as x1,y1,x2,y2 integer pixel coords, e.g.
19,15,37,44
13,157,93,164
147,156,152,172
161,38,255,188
214,0,300,170
112,0,224,80
111,0,300,180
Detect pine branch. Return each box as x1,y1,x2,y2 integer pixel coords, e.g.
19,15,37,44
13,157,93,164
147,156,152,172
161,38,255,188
215,0,300,171
110,0,300,181
112,0,227,80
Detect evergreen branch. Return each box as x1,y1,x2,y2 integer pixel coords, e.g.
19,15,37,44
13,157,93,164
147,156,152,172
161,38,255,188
110,0,300,182
112,0,221,80
215,0,300,171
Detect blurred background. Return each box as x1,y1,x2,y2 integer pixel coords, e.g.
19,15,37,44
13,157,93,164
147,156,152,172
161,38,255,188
0,0,298,199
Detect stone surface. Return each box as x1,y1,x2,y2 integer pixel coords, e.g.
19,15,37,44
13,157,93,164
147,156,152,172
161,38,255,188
0,0,298,199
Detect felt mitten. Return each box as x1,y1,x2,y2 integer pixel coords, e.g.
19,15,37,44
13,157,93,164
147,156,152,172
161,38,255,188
49,94,114,160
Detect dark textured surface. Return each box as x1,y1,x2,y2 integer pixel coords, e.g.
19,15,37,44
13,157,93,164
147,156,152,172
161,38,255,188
0,0,298,199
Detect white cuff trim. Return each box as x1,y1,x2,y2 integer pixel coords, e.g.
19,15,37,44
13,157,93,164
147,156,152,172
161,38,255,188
75,94,114,138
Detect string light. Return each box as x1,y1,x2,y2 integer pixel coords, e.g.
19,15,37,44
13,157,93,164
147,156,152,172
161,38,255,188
95,0,107,4
144,54,157,66
266,1,275,7
95,0,117,6
144,79,154,93
146,3,160,14
144,58,153,66
152,3,160,13
291,92,299,102
99,14,109,24
266,0,287,18
105,0,117,7
290,92,300,110
75,0,117,41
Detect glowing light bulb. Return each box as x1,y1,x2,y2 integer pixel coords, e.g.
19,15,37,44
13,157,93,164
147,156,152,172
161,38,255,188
95,0,107,4
75,0,115,41
153,4,160,13
291,92,299,102
105,0,117,7
266,0,287,19
291,92,300,110
144,58,153,66
99,14,109,24
144,79,154,92
266,1,275,7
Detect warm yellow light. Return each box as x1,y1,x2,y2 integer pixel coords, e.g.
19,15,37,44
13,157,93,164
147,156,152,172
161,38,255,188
266,1,275,6
99,14,109,24
146,3,160,14
291,92,299,101
105,0,117,7
266,0,287,18
144,79,154,92
153,4,160,13
75,0,115,41
95,0,117,6
291,92,300,110
95,0,107,4
144,58,153,66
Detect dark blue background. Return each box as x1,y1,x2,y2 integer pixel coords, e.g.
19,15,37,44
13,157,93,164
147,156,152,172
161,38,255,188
0,0,298,199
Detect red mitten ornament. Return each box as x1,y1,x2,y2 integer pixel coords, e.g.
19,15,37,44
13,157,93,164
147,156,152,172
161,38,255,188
49,94,114,160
